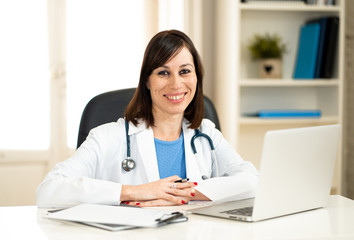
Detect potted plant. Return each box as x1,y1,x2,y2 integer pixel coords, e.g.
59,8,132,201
248,33,287,79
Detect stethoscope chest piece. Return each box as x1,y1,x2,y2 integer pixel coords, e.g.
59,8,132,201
122,119,136,172
122,158,136,172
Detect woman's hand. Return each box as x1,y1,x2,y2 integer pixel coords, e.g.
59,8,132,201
120,175,198,207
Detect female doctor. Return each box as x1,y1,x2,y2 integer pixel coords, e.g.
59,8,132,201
36,30,259,208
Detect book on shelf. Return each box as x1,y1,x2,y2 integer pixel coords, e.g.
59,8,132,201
240,0,306,3
293,23,321,79
307,16,339,78
244,109,321,118
307,0,336,5
240,0,335,5
293,16,339,80
319,17,339,78
309,17,328,78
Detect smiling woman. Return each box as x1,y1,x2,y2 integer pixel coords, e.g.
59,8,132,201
36,30,259,209
148,47,197,127
125,30,204,130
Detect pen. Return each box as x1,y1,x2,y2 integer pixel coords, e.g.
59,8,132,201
174,178,189,183
156,212,187,226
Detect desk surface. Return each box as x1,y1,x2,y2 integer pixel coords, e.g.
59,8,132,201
1,195,354,240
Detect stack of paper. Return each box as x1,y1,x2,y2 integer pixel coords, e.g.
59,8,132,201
46,204,187,231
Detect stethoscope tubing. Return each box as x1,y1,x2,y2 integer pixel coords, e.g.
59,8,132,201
125,119,131,159
123,119,219,178
191,129,219,178
191,129,215,153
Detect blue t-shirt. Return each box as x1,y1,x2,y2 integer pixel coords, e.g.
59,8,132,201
154,131,186,179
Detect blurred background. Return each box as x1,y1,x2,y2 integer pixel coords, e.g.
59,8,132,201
0,0,353,206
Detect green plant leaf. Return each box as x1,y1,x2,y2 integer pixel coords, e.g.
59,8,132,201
248,33,287,59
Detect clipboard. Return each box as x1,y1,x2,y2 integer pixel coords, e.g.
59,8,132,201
45,203,188,231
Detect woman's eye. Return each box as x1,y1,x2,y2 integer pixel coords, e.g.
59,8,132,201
158,70,169,76
180,69,191,75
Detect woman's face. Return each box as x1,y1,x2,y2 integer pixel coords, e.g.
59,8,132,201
147,47,197,120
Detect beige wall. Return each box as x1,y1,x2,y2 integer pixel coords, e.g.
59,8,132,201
200,0,216,101
0,163,46,206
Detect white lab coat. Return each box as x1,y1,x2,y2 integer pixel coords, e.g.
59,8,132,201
36,118,259,208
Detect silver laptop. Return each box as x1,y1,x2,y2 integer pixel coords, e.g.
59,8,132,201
192,124,341,222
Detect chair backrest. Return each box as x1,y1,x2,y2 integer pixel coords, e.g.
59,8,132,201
77,88,220,148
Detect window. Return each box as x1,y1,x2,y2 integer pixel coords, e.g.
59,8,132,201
66,0,185,148
66,0,145,148
158,0,185,31
0,0,186,150
0,0,49,150
0,0,188,206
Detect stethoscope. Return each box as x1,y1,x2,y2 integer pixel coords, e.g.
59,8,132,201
190,129,218,179
121,119,136,172
122,119,223,180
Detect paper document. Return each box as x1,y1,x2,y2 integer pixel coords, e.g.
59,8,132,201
194,172,257,203
46,204,187,228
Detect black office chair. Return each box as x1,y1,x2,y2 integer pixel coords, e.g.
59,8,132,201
77,88,220,148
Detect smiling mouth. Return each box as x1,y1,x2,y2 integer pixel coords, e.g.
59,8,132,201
164,93,186,100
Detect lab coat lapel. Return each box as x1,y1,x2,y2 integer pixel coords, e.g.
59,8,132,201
130,122,160,182
183,121,204,182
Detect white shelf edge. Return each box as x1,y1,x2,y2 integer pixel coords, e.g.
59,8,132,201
239,79,339,87
239,116,339,125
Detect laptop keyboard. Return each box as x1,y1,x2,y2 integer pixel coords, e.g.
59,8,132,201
220,207,253,216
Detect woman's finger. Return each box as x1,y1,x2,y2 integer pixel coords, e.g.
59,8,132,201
168,187,196,198
173,181,198,189
120,177,198,203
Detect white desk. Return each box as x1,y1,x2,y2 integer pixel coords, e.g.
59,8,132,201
1,195,354,240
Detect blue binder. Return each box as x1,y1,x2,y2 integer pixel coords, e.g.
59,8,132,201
258,109,321,118
313,18,327,78
293,23,321,79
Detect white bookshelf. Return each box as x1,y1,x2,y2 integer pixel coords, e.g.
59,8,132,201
215,0,345,193
239,79,340,86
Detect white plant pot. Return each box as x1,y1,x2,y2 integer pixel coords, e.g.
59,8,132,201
258,58,282,79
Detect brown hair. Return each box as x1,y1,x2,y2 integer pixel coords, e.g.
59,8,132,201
125,30,204,129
